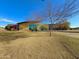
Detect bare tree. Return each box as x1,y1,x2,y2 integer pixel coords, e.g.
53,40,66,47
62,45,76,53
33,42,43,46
40,0,79,36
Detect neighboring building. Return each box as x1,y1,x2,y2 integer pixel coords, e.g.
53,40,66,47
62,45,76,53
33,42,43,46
5,24,18,31
49,23,69,30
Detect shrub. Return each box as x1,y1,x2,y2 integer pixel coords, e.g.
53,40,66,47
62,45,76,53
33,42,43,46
40,25,48,31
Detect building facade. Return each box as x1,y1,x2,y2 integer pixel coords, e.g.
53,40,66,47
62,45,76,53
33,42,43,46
5,21,69,31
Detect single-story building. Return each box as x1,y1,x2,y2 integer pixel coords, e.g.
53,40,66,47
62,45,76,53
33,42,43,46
5,21,69,31
5,21,42,31
49,23,69,30
17,21,39,30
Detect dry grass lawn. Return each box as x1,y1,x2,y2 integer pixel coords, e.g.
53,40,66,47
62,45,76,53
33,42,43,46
0,31,78,59
54,32,79,58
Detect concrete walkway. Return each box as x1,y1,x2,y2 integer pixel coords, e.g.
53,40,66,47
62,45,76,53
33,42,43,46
54,32,79,38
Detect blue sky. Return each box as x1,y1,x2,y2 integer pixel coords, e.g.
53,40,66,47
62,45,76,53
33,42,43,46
0,0,79,28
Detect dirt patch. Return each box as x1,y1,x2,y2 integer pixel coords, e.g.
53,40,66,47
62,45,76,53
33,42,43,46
0,28,6,32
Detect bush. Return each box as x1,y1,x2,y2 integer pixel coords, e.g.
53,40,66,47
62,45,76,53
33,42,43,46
40,25,48,31
5,25,11,30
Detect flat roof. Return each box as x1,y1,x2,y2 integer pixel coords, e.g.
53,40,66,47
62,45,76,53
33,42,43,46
17,21,39,24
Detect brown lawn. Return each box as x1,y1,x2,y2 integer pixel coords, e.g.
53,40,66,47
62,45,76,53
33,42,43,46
0,31,78,59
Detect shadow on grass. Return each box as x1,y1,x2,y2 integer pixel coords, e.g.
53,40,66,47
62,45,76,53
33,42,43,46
0,31,29,44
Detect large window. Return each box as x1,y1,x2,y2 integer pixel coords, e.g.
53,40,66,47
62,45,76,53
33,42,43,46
29,24,37,31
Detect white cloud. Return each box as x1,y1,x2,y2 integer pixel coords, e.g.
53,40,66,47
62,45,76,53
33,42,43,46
0,18,17,23
0,25,5,28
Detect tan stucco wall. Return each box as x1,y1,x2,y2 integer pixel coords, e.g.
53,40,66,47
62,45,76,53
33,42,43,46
19,23,29,30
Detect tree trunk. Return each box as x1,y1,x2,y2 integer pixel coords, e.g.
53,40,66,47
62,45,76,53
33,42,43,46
49,17,53,37
49,30,52,37
49,24,52,37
